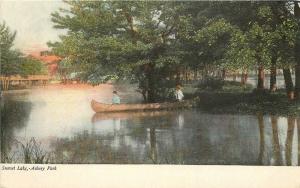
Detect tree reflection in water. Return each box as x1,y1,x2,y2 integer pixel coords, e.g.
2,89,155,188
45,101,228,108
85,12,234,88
1,96,32,163
285,117,295,166
149,128,157,164
271,116,282,165
40,112,300,165
259,115,298,166
49,111,186,164
257,114,265,165
298,118,300,165
143,111,186,164
51,130,139,164
2,95,300,165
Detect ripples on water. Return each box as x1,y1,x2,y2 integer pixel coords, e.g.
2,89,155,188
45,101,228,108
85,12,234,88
1,86,299,165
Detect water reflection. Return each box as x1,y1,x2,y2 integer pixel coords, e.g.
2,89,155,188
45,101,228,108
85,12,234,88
91,111,171,122
257,115,299,166
1,95,32,163
257,114,264,165
271,116,282,165
1,89,299,165
149,128,157,163
298,119,300,165
285,118,295,166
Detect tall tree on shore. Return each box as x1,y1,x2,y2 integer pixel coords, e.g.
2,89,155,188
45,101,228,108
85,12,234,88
0,22,21,76
205,2,297,97
49,1,299,100
49,1,195,102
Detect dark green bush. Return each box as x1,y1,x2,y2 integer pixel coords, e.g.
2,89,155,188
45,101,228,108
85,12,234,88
198,77,253,92
198,77,224,90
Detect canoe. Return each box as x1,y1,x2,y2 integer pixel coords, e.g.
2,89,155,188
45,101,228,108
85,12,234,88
91,99,193,113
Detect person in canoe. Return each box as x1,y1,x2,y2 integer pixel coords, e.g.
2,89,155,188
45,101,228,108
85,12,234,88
112,91,121,104
175,85,184,101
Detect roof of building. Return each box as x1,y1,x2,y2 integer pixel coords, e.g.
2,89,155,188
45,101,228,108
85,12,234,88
38,55,62,63
30,53,61,64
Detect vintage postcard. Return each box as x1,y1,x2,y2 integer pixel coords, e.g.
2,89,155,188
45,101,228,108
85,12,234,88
1,1,300,187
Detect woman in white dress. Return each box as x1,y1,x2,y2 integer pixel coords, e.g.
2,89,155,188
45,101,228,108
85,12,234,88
175,85,184,101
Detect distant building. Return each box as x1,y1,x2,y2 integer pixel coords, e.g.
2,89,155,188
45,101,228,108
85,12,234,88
40,50,54,56
31,51,61,77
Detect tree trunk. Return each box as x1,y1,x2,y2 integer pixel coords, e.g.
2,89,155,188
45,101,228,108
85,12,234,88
194,68,198,81
175,68,181,85
145,64,156,103
257,66,265,89
283,68,294,100
233,74,237,81
270,58,277,92
147,81,155,103
295,64,300,99
139,63,156,103
244,72,248,84
241,71,248,85
185,68,188,84
241,72,245,85
140,89,147,102
222,69,226,80
294,2,300,99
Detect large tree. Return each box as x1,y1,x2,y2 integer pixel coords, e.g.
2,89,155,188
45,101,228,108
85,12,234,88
49,1,299,100
0,22,21,76
194,2,297,97
49,1,194,102
1,22,45,77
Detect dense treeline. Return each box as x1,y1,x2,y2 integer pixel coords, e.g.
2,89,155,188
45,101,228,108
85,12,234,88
0,22,46,77
49,1,300,102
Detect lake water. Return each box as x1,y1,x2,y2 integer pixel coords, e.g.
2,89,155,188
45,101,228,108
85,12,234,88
1,85,299,165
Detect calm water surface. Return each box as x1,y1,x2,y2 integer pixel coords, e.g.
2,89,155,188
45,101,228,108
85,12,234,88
1,86,299,165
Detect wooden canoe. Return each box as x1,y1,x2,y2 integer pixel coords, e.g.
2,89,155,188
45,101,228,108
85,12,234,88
91,99,193,113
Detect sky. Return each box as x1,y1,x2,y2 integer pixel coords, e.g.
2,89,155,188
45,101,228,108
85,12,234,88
0,0,67,54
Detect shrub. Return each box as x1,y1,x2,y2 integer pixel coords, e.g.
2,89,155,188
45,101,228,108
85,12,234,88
198,77,224,90
198,77,253,92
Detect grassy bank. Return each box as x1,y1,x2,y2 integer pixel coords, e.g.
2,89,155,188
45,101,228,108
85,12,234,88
187,80,300,116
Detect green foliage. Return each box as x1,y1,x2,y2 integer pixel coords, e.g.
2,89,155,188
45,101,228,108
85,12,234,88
1,50,23,76
192,18,236,67
198,77,224,90
49,1,193,102
48,1,300,101
20,56,47,76
220,2,298,71
1,22,46,77
0,22,20,76
0,22,16,54
198,79,253,92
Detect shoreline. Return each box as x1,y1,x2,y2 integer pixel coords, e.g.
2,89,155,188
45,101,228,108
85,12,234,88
2,83,114,93
194,91,300,116
3,82,300,116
